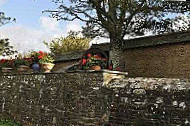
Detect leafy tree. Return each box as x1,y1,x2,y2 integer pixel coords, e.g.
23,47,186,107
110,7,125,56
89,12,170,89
0,12,16,57
44,31,90,55
0,38,17,56
0,12,15,27
46,0,190,68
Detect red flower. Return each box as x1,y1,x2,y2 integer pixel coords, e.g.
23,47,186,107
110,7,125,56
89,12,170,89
38,55,43,59
9,60,14,63
87,53,92,57
116,67,120,71
0,59,6,63
82,59,87,65
38,51,44,55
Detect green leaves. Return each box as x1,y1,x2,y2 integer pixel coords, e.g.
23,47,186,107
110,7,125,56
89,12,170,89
0,119,22,126
0,12,16,27
45,31,91,55
0,38,17,56
39,55,54,64
48,0,190,38
0,12,16,57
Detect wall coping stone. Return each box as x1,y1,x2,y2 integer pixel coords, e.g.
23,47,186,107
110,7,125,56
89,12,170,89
75,69,128,75
0,70,128,76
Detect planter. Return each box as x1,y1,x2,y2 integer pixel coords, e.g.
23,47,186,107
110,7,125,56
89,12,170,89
1,67,12,73
89,65,101,71
17,65,30,73
32,63,41,73
41,63,55,73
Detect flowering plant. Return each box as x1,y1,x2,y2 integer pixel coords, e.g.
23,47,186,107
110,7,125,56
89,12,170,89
0,59,13,68
82,53,107,69
30,51,54,64
13,58,32,66
30,51,45,63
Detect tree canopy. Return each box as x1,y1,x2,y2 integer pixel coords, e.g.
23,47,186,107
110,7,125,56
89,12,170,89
46,0,190,68
47,0,190,37
0,12,16,56
44,31,90,55
0,38,17,56
0,12,15,27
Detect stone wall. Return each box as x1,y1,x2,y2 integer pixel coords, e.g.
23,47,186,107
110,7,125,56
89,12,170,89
0,73,106,126
108,77,190,125
122,42,190,78
0,73,190,125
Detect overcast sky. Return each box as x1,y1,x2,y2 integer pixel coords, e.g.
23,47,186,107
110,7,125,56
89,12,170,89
0,0,90,53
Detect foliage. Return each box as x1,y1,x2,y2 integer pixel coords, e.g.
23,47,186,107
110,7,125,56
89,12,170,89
0,12,15,27
29,51,45,63
44,31,90,55
0,59,13,68
0,38,17,56
0,12,16,57
29,51,54,64
46,0,190,68
0,51,54,72
47,0,190,37
0,57,32,68
82,53,107,69
13,58,32,66
39,54,54,64
0,119,21,126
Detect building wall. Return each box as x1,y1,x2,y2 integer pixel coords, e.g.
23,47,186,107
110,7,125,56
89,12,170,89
55,31,190,78
122,42,190,78
0,73,190,125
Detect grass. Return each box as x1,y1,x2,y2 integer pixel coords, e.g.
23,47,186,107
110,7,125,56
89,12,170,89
0,119,21,126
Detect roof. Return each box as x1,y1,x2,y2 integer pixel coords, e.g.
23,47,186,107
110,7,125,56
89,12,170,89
55,51,83,62
91,31,190,51
91,43,110,51
124,31,190,49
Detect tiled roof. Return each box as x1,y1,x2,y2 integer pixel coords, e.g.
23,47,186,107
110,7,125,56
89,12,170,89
55,51,83,62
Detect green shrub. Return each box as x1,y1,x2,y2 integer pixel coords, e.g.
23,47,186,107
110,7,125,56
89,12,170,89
0,119,22,126
44,31,91,55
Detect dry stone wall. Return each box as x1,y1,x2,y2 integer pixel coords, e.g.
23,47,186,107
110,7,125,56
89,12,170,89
0,73,190,126
108,77,190,125
0,73,108,126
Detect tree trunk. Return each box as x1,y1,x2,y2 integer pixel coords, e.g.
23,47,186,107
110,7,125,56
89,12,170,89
109,37,123,69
